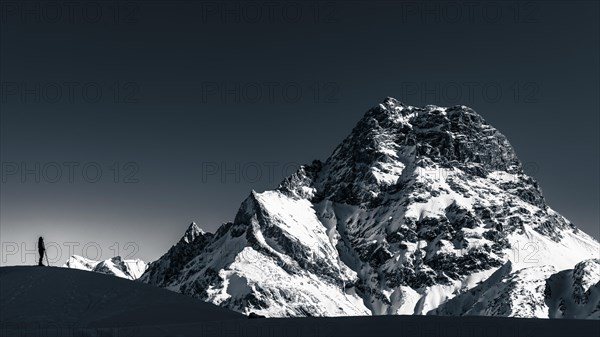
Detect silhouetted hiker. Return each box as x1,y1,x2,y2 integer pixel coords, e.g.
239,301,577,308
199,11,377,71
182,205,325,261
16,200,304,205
38,237,45,266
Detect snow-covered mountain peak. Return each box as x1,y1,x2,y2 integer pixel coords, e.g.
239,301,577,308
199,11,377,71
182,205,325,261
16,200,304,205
364,98,522,175
281,98,529,207
142,98,599,318
64,254,99,270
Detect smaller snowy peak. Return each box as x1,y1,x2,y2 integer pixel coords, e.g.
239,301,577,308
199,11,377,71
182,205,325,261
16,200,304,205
93,257,147,280
62,255,147,280
183,222,206,244
178,189,370,317
63,255,99,271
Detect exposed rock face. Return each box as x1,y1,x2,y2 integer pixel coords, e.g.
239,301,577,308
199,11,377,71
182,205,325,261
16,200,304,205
140,98,599,318
140,222,213,287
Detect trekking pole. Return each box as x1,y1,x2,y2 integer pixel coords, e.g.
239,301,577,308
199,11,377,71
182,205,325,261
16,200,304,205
44,243,51,267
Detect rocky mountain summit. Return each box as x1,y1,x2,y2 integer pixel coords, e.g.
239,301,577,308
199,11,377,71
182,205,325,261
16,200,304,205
140,98,599,318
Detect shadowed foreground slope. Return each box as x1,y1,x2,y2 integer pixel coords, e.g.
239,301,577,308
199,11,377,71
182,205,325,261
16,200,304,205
1,266,598,337
0,266,244,336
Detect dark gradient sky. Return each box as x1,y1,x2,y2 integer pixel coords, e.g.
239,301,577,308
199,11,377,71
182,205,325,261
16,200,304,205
1,1,598,266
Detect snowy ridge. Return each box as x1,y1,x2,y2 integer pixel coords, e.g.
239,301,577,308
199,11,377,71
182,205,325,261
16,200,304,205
435,262,557,317
434,259,600,319
63,255,147,280
141,97,599,318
